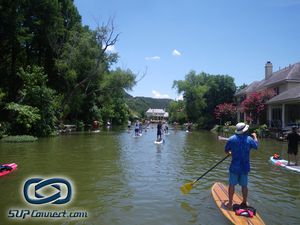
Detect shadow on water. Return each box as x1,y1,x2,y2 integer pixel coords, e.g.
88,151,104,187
0,127,299,225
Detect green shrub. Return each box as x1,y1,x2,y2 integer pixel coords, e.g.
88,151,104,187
77,121,85,131
1,135,38,143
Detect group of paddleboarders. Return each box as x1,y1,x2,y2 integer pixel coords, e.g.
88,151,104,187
223,122,299,211
134,120,143,136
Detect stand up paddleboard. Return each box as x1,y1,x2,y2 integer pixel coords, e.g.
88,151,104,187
270,156,300,173
133,133,143,138
211,182,265,225
0,163,18,177
154,139,164,144
91,130,100,133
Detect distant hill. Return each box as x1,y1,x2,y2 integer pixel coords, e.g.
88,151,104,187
125,93,173,117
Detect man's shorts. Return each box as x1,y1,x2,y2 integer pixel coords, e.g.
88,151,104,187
288,147,298,155
229,172,248,186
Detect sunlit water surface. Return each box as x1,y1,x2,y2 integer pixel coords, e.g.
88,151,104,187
0,127,299,225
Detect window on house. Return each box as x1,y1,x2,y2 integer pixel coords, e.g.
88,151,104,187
239,112,244,122
273,87,279,95
272,108,282,121
271,108,282,128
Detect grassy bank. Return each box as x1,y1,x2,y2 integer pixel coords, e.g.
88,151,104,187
1,135,38,143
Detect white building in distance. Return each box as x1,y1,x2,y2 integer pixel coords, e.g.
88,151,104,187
145,108,169,120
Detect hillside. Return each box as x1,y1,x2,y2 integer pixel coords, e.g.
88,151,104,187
125,94,173,117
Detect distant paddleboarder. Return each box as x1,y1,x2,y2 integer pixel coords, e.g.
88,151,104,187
157,120,162,141
134,120,139,136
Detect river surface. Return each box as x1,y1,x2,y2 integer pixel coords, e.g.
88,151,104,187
0,126,299,225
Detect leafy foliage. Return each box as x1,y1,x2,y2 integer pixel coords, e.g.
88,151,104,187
241,89,275,124
168,100,186,124
0,1,137,135
173,71,236,128
5,102,41,134
214,103,237,125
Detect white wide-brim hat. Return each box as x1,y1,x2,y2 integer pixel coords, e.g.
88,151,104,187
235,122,249,134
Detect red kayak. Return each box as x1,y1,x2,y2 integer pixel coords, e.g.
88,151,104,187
0,163,18,177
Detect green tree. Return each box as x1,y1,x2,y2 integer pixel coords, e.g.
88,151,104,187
168,100,186,124
173,71,208,122
236,83,248,92
6,66,60,136
56,20,136,125
5,103,41,134
173,71,236,128
0,0,137,135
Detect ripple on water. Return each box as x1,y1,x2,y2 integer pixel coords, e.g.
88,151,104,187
1,129,300,225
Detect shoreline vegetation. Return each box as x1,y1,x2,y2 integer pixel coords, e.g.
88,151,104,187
0,1,288,141
1,135,38,143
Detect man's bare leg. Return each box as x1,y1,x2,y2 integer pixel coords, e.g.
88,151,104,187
241,186,248,206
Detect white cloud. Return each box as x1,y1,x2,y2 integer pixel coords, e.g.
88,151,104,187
152,90,170,99
172,49,181,56
106,45,116,53
145,56,160,61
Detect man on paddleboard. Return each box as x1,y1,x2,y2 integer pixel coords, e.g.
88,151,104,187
157,120,162,141
224,122,258,210
286,126,299,166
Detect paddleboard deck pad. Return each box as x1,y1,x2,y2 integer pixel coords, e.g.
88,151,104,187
0,163,18,177
270,156,300,173
211,182,265,225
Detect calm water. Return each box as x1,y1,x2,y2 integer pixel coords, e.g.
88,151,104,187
0,127,299,225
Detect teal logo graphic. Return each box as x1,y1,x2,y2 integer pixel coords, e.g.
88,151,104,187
23,178,72,205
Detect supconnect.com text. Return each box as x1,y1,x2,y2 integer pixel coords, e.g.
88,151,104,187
8,209,88,220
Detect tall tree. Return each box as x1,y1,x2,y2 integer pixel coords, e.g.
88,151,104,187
0,0,137,135
173,71,208,122
173,71,236,128
0,0,27,101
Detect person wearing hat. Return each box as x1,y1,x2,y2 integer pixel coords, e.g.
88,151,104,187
286,126,299,166
224,122,258,210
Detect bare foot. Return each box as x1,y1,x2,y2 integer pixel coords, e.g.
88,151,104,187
224,201,233,210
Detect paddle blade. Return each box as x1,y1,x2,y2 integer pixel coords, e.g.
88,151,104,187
180,182,194,194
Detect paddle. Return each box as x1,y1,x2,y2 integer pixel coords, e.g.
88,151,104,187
180,154,230,194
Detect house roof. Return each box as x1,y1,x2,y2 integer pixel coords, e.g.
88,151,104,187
235,81,263,96
146,108,166,114
267,86,300,104
257,62,300,89
235,61,300,96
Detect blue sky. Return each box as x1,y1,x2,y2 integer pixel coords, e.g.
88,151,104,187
74,0,300,99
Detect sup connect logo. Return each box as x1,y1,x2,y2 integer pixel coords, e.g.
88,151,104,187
23,177,72,205
7,177,88,220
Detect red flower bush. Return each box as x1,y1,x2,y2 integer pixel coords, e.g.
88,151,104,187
241,89,275,123
214,103,236,124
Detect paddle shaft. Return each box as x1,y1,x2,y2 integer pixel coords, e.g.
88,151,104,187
193,154,230,184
